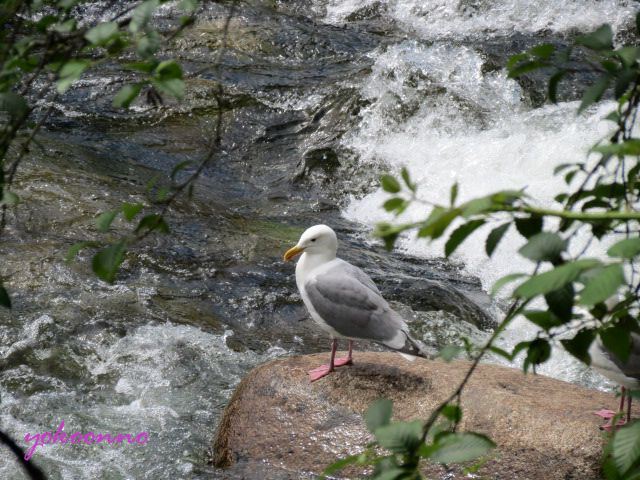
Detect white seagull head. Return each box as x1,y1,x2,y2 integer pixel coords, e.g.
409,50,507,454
283,224,338,261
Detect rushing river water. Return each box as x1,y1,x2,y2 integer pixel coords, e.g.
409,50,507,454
1,1,637,479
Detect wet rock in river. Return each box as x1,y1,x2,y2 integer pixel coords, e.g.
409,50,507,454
212,352,636,479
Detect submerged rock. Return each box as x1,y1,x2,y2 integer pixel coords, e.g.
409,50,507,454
212,352,636,479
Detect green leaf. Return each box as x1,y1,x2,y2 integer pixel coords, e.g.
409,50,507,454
593,139,640,156
57,60,90,93
507,60,545,79
518,232,565,262
615,68,636,99
0,92,28,119
461,196,493,217
600,325,632,364
506,53,528,70
514,216,543,239
485,222,510,257
400,167,415,192
427,433,496,464
561,329,596,364
1,191,19,206
96,210,119,233
85,22,118,46
155,186,171,203
531,44,555,59
608,238,640,258
136,31,161,58
322,454,361,476
548,70,566,103
576,24,613,50
53,18,76,33
366,399,393,433
146,174,160,192
152,78,185,99
113,84,142,108
380,175,401,193
522,310,563,330
156,60,183,80
450,182,458,206
544,284,574,321
491,273,527,296
374,421,423,454
578,264,625,306
605,111,621,124
578,75,610,113
374,222,402,251
0,283,11,309
441,405,462,423
418,207,461,240
135,214,169,234
122,203,144,221
129,0,160,33
524,338,551,372
612,423,640,474
383,198,405,213
178,0,198,13
36,15,57,32
488,346,514,360
512,341,533,359
372,469,405,480
438,344,464,362
66,241,97,262
445,220,485,257
92,240,127,284
514,260,601,300
554,163,576,175
171,160,193,180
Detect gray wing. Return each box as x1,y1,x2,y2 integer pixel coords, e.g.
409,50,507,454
304,264,406,345
601,333,640,379
336,260,381,295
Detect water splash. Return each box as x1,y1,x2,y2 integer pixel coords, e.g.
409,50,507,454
325,0,636,38
340,40,623,388
0,321,287,479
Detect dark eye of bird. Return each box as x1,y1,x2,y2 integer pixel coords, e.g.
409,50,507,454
311,238,316,242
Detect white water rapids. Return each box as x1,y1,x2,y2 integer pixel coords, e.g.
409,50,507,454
333,2,636,387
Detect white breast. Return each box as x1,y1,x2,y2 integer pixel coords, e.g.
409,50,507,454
296,255,346,339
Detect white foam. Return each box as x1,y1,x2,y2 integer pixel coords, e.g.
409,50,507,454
325,0,636,38
0,322,287,479
340,40,628,386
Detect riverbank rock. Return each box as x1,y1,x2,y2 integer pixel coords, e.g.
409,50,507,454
212,352,638,479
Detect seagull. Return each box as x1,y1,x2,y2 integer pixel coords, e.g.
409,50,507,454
590,333,640,430
283,224,429,382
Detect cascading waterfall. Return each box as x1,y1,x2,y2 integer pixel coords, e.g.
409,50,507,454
336,2,635,388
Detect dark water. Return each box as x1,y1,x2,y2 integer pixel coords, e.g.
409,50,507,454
1,1,635,478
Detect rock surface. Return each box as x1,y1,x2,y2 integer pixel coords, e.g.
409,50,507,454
212,352,639,479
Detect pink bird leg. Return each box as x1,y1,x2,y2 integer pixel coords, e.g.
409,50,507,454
308,340,354,382
594,387,629,431
334,340,353,367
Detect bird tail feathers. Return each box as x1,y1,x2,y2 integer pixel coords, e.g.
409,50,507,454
399,353,417,362
384,332,432,360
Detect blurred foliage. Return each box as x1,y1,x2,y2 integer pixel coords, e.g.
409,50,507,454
322,399,495,480
328,17,640,480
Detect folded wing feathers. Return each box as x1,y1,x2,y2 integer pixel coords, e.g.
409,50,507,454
306,263,431,359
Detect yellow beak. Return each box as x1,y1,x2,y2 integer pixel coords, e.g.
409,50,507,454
283,245,305,261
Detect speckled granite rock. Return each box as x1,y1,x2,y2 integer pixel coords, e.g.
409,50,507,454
212,352,638,479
